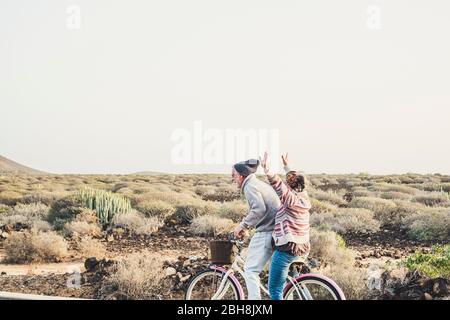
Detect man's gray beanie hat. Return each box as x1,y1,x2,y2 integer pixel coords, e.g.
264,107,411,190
233,159,260,177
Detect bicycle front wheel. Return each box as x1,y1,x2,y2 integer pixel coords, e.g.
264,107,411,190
185,269,241,300
283,275,346,300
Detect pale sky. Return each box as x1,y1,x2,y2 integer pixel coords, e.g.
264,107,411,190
1,0,449,174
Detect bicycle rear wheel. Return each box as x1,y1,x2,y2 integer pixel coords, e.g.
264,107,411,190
283,275,346,300
185,269,241,300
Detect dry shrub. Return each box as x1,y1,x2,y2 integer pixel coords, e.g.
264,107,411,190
115,187,134,195
172,199,220,224
31,220,53,232
340,177,364,188
385,199,429,226
380,191,412,201
393,199,424,215
112,182,131,193
400,174,428,184
349,197,397,226
64,221,101,237
311,208,380,234
106,251,165,299
135,217,161,235
47,195,85,229
441,176,450,183
318,176,340,186
0,202,49,228
112,212,161,235
402,208,450,241
21,190,63,206
412,193,449,207
310,229,367,300
112,212,144,230
4,229,68,263
132,189,194,207
398,176,415,184
320,262,368,300
0,190,23,206
0,214,28,227
10,202,49,218
308,177,322,187
309,189,347,207
194,185,215,197
310,229,352,263
350,187,375,198
0,204,9,214
75,209,98,224
310,198,337,215
201,185,241,202
217,200,248,222
78,236,107,259
441,183,450,192
63,209,101,236
136,200,175,221
369,183,417,195
420,182,450,193
190,215,234,236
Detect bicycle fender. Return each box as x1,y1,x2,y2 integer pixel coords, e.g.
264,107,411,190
210,265,246,300
283,273,346,300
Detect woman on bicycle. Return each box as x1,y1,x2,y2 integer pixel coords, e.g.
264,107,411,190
260,152,311,300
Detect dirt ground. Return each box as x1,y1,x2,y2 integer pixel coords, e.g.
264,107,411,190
0,226,209,299
1,224,443,300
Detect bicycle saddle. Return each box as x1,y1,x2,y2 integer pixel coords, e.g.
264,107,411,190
290,261,311,275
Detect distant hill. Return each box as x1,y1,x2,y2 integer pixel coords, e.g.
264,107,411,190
0,155,47,175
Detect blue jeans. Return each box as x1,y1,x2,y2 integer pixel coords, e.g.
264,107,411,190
268,250,299,300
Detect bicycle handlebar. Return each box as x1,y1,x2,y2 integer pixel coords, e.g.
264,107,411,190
227,232,246,248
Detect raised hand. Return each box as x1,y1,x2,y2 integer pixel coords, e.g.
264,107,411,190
281,153,289,167
259,151,270,175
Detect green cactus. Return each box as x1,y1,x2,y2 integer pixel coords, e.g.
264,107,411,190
76,187,132,226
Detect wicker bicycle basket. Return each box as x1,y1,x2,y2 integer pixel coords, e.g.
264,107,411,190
209,240,237,265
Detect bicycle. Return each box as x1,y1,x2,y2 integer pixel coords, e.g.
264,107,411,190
185,237,346,300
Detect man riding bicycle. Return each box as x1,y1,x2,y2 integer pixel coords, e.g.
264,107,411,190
231,159,281,300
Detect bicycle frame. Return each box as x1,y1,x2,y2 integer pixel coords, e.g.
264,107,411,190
209,252,313,300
